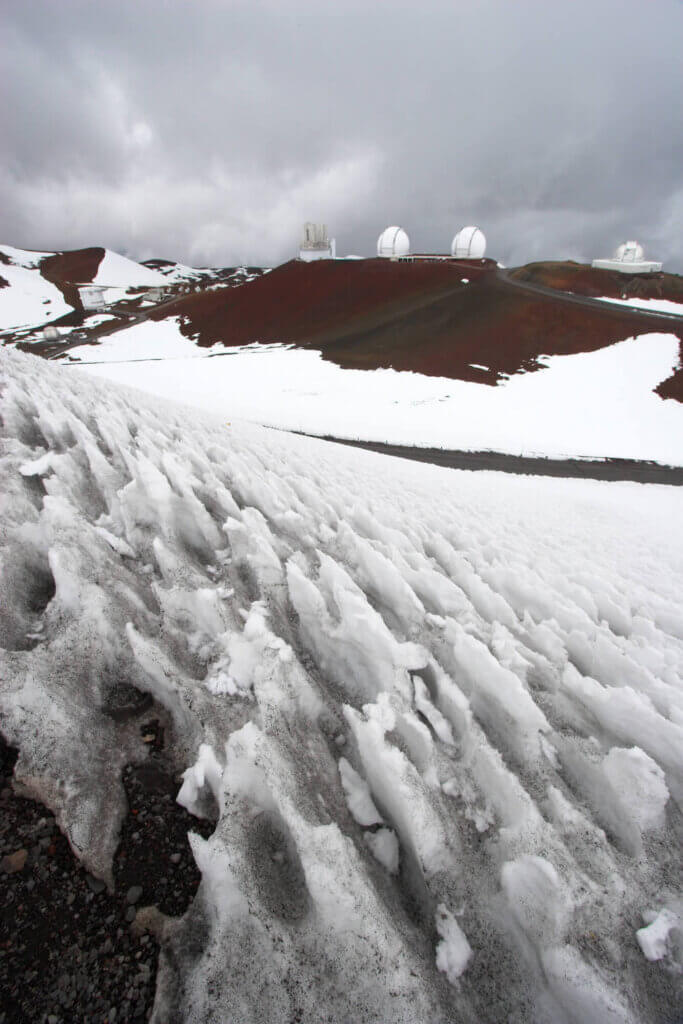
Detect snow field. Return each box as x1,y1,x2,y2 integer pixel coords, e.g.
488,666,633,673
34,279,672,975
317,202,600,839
0,256,71,330
0,346,681,1022
64,318,205,363
71,329,683,464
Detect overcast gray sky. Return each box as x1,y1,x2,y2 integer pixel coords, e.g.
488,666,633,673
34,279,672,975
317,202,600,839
2,0,682,269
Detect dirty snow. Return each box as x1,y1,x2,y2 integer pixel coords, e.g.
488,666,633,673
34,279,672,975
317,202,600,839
1,345,681,1022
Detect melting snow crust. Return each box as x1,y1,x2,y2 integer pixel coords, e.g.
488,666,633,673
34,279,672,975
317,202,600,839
0,346,682,1023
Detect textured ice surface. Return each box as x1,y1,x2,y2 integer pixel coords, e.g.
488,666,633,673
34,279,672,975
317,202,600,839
1,346,682,1022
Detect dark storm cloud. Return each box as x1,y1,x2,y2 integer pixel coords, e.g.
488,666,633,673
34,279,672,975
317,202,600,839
2,0,682,269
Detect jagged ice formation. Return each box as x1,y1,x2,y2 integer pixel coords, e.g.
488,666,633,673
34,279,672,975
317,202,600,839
0,347,681,1022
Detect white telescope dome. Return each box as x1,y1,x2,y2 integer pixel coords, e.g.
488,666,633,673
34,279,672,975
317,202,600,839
377,226,410,258
451,226,487,259
614,240,645,263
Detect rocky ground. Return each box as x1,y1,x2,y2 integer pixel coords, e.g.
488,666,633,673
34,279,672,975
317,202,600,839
0,721,214,1024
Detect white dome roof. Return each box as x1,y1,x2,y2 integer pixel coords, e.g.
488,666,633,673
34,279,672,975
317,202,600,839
614,240,645,263
377,226,410,258
451,226,487,259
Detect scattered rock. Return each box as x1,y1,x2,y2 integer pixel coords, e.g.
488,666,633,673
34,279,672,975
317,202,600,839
125,884,143,905
130,906,166,939
1,848,28,874
0,727,209,1022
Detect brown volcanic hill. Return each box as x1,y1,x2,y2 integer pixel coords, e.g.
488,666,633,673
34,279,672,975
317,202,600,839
153,257,683,397
508,260,683,303
155,257,493,350
39,247,105,309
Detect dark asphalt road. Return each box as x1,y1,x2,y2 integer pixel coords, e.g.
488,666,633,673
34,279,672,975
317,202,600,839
498,269,683,325
298,434,683,486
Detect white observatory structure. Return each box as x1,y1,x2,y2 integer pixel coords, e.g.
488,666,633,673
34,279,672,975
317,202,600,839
592,240,662,274
299,222,335,261
451,226,487,259
78,285,109,310
377,226,410,259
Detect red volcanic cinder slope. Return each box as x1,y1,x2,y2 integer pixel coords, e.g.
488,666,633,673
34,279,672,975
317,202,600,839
39,247,105,309
156,256,490,344
509,260,683,303
154,257,683,397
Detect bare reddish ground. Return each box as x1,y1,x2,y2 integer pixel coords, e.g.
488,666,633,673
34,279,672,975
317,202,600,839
39,248,105,309
155,258,683,398
156,257,494,347
509,260,683,302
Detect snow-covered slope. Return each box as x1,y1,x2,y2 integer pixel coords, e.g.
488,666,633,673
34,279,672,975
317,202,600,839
0,244,54,269
92,250,167,288
1,346,681,1021
141,259,219,284
0,244,172,337
146,260,208,282
0,247,71,330
68,327,683,465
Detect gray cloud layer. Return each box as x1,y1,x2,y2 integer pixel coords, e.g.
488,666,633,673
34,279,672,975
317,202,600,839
2,0,682,269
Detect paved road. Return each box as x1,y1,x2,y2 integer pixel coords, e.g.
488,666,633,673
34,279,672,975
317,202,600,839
299,434,683,486
498,269,683,325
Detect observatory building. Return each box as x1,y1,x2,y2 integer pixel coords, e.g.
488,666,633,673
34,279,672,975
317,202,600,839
376,223,489,263
377,226,411,259
299,223,335,261
451,226,487,259
592,241,662,274
78,285,109,311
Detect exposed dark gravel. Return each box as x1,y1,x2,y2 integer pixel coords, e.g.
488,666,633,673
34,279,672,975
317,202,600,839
0,723,214,1024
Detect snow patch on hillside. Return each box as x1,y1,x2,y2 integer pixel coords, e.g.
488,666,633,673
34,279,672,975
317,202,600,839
1,346,681,1022
0,258,71,330
93,250,167,288
73,329,683,465
598,295,683,316
0,244,53,269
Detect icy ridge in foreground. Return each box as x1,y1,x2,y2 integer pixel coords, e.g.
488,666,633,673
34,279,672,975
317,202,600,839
0,347,681,1023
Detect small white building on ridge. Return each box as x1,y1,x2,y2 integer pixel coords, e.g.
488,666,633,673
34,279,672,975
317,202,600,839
299,223,335,261
79,285,109,310
592,241,662,274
